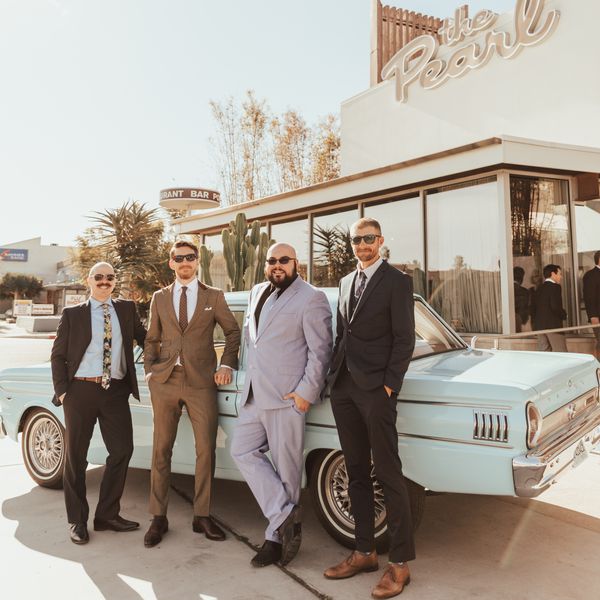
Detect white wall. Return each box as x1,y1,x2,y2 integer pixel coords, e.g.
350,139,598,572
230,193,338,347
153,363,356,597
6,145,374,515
0,237,71,283
341,0,600,174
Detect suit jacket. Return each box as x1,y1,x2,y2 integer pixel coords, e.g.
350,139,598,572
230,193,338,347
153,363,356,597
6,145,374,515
51,298,147,406
583,267,600,321
329,261,415,393
241,276,333,409
533,280,567,330
144,280,240,388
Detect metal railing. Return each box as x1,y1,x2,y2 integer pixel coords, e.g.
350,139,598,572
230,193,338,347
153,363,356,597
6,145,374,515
471,323,600,350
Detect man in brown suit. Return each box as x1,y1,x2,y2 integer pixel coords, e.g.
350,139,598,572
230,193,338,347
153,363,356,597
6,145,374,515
143,240,241,547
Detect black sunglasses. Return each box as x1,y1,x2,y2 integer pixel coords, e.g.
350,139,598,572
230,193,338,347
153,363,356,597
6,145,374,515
266,256,296,266
172,253,198,263
93,273,115,282
351,234,381,245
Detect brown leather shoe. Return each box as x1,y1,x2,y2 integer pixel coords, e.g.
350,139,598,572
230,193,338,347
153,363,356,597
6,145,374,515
192,516,226,541
144,516,168,548
323,550,379,580
371,563,411,599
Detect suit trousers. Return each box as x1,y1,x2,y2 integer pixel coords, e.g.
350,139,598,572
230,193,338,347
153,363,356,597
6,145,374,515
148,367,217,516
537,332,567,352
331,368,415,563
231,396,305,543
62,378,133,524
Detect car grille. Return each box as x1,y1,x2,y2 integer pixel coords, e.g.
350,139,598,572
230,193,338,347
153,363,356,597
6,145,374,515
473,411,509,443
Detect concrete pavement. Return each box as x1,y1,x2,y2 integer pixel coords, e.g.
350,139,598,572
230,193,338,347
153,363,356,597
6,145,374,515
2,338,600,599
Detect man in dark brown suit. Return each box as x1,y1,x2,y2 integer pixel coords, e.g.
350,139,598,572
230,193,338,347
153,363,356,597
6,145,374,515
143,240,241,547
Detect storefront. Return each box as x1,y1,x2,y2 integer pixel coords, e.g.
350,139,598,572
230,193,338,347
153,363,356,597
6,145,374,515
170,0,600,340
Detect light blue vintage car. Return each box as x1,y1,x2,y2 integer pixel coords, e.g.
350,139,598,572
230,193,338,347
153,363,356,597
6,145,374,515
1,290,600,550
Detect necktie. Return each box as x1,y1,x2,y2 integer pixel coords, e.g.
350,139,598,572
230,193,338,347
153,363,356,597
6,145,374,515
101,303,112,390
179,286,188,331
354,271,367,302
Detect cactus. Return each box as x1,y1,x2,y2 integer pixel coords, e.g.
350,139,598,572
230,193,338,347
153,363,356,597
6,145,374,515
222,213,274,291
199,245,213,286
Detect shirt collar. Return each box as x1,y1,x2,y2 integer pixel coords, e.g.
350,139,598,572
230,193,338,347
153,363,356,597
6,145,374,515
357,258,383,280
544,277,557,284
90,297,113,309
175,278,199,293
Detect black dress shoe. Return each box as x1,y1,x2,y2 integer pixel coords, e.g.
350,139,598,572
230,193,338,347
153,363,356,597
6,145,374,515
69,523,89,545
144,516,168,548
251,540,282,568
276,505,302,566
94,515,140,532
192,516,226,541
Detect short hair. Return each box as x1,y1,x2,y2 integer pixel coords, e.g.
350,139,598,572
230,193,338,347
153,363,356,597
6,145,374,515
170,240,199,258
594,250,600,266
543,264,561,279
352,217,381,234
513,266,525,284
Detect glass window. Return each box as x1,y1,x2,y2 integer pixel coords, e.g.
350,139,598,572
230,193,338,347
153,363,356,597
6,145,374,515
575,204,600,323
510,176,573,329
312,206,358,287
202,233,229,291
364,195,425,297
270,217,309,280
426,177,501,334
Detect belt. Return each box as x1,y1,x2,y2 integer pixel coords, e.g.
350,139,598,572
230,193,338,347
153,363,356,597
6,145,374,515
73,376,125,384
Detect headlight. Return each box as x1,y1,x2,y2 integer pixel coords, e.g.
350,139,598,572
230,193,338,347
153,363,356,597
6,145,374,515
526,402,543,449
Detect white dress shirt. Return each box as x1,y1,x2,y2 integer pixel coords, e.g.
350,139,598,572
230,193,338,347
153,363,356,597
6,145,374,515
357,257,384,287
172,278,198,366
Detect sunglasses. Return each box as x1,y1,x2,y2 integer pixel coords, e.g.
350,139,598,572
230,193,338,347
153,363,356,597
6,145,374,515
266,256,296,266
172,253,198,263
93,273,115,282
351,234,381,245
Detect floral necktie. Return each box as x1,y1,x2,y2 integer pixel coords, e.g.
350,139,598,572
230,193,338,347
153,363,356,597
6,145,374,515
101,303,112,390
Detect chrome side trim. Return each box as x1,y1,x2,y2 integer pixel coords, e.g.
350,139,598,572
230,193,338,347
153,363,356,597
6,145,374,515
473,410,509,443
400,399,513,411
398,431,514,449
0,415,6,438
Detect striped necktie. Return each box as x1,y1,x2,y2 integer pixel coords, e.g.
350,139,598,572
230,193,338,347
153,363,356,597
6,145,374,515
354,271,367,302
101,303,112,390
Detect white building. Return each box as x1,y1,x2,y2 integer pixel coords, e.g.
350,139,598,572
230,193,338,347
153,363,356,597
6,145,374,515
170,0,600,343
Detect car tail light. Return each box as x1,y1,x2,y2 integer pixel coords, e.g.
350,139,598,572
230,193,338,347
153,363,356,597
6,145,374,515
526,402,543,449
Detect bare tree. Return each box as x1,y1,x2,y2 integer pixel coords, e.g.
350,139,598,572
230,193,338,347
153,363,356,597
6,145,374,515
271,110,311,192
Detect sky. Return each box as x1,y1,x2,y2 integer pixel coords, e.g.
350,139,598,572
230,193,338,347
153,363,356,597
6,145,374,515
0,0,515,247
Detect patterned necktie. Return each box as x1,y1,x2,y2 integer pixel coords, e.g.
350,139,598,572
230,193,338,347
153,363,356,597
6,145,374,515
101,303,112,390
179,286,188,331
354,271,367,302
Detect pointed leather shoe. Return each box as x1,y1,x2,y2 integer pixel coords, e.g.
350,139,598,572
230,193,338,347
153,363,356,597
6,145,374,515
251,540,282,568
144,516,168,548
371,563,411,599
324,550,379,579
276,505,302,565
192,516,226,541
69,523,89,545
94,515,140,532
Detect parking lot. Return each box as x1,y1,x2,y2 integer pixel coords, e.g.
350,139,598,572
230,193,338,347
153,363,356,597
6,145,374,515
2,338,600,599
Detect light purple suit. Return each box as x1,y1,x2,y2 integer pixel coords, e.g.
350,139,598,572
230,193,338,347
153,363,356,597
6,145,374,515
231,275,333,542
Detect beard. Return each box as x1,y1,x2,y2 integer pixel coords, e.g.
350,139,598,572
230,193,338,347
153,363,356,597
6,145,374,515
267,265,298,288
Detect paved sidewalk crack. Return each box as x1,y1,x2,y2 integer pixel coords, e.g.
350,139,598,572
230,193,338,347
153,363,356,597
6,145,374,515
171,483,332,600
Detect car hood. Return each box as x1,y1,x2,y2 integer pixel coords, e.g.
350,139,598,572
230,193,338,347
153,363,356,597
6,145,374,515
402,349,598,415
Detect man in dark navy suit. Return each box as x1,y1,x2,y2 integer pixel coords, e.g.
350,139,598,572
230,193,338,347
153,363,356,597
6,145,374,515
533,263,567,352
51,262,146,544
583,250,600,358
324,218,415,599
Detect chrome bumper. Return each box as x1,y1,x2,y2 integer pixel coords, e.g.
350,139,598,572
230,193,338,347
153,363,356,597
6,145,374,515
513,407,600,498
0,415,6,439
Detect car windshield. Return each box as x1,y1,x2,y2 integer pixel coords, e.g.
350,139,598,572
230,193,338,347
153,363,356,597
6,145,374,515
412,297,466,359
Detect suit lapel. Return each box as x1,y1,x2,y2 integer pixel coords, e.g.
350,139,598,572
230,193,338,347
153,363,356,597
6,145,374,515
255,277,302,341
112,299,128,341
81,300,93,348
340,273,354,326
350,262,387,323
250,282,270,342
164,283,180,330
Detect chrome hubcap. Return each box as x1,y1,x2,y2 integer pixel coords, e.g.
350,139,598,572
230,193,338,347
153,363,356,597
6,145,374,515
28,417,63,474
324,453,386,530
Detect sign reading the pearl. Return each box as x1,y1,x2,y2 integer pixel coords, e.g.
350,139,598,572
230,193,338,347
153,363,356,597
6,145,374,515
381,0,560,102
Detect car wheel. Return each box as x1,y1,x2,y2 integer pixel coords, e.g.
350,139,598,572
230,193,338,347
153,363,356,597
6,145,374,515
21,408,65,489
309,449,425,552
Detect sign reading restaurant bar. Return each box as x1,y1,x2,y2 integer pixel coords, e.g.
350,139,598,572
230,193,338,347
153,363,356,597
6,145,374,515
381,0,560,102
0,248,28,262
